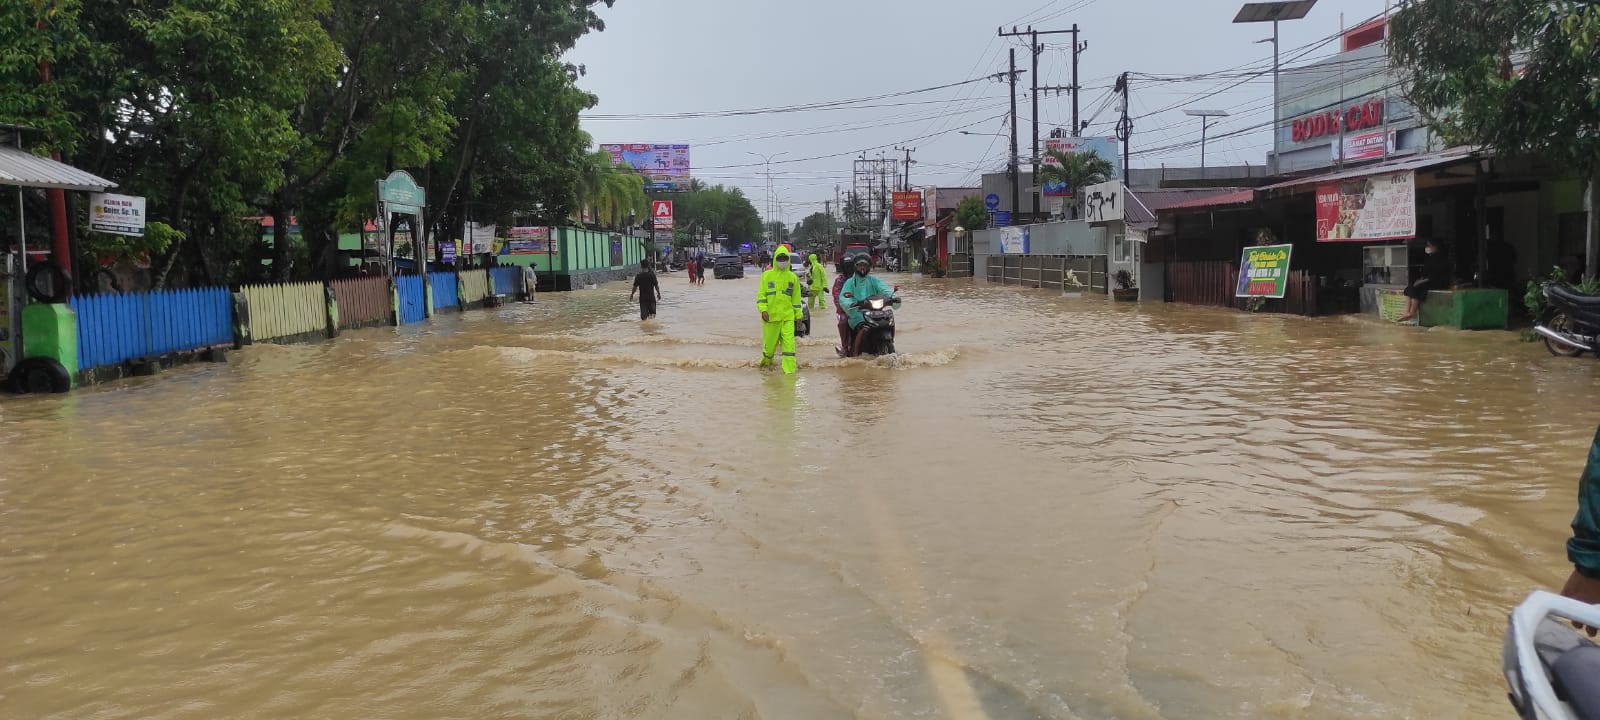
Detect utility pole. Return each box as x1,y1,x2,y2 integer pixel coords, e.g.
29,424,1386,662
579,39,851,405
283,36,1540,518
1115,72,1131,187
1008,47,1020,219
894,146,915,191
1001,24,1082,220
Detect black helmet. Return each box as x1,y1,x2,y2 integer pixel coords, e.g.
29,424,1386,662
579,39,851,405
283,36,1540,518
852,254,871,273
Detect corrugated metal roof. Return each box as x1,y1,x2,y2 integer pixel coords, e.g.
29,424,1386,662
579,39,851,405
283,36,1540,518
0,146,115,191
1125,188,1256,223
1259,146,1478,191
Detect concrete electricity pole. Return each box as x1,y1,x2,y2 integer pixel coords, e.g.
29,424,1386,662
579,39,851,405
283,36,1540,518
1001,24,1083,220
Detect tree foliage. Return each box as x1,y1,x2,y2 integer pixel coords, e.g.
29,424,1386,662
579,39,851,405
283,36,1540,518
1038,149,1114,218
1389,0,1600,176
954,196,990,232
654,184,760,244
0,0,611,286
792,211,835,246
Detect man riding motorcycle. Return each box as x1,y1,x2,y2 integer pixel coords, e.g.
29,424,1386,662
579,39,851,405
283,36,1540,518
839,253,896,357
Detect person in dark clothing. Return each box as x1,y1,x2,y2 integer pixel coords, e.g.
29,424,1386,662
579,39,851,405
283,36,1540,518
1562,425,1600,635
630,261,661,320
1398,238,1450,323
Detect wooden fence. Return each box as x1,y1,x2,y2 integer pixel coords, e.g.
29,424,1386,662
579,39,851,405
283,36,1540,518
1168,261,1319,316
459,269,490,307
241,281,327,342
70,287,233,369
331,276,391,329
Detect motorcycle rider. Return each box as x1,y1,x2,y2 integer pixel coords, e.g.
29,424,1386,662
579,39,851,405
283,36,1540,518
1563,425,1600,624
839,253,896,357
756,246,804,373
806,253,828,309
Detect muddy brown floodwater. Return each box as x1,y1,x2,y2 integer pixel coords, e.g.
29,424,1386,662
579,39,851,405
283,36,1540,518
1,270,1595,719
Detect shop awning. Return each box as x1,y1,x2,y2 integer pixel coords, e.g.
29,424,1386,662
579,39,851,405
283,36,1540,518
1129,187,1257,220
1259,146,1479,192
1157,189,1257,212
0,145,115,191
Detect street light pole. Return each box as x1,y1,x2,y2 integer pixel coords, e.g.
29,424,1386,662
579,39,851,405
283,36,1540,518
1183,109,1231,175
746,150,788,240
1234,1,1316,176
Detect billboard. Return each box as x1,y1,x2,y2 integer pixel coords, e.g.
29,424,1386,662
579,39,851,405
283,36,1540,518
652,200,674,229
89,193,146,236
1315,170,1416,242
1041,137,1121,197
601,144,691,191
891,191,922,220
506,226,551,254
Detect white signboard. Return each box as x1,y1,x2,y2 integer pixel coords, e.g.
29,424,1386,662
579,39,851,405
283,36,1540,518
1082,181,1124,223
89,193,146,236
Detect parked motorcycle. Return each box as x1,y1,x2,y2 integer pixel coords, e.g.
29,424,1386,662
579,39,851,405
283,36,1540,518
1504,590,1600,720
844,293,900,357
1535,283,1600,357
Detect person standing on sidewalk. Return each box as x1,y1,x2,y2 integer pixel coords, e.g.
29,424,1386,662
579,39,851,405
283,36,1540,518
755,247,803,373
630,261,661,321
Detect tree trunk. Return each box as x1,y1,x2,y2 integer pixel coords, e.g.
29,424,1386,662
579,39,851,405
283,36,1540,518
1588,172,1600,281
272,204,292,282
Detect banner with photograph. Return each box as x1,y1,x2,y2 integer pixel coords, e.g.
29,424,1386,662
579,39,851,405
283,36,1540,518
506,226,551,254
1316,170,1416,242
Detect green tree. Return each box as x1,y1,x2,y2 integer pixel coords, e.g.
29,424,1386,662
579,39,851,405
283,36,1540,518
793,211,835,246
1390,0,1600,276
954,195,990,232
1038,149,1114,219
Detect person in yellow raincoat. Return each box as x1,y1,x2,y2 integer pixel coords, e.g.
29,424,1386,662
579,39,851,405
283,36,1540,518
756,246,803,373
806,253,828,309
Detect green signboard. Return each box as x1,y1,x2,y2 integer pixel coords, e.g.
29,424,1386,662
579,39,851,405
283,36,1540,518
1235,243,1294,298
378,170,425,214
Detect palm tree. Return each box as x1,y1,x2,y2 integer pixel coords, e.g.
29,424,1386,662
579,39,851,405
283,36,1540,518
577,149,648,229
1038,149,1115,219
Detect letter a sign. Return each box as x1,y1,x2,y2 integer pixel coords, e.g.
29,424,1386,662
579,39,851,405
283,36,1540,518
652,200,674,230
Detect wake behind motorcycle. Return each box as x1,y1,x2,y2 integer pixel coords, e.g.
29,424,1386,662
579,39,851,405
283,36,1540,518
1504,590,1600,720
1535,283,1600,357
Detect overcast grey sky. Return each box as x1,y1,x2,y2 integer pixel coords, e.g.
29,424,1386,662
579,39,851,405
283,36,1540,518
568,0,1391,225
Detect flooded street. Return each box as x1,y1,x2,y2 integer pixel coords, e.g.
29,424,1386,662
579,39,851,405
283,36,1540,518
2,271,1595,719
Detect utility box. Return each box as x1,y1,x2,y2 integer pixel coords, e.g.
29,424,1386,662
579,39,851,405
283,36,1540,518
22,303,78,376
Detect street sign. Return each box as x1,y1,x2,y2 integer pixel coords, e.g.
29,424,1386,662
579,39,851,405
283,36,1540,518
984,193,1001,211
993,210,1012,227
377,170,425,214
89,193,146,237
652,200,674,229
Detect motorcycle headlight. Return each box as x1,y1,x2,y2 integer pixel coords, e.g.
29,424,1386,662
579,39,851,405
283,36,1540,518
868,298,885,310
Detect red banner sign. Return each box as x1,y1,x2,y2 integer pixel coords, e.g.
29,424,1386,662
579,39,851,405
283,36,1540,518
1292,97,1385,143
651,200,674,229
890,191,922,220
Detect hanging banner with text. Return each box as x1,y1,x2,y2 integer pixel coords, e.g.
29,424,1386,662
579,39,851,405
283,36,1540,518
890,191,922,220
1315,170,1416,242
1235,243,1294,298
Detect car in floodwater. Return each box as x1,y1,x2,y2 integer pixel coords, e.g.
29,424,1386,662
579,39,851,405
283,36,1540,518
713,254,745,279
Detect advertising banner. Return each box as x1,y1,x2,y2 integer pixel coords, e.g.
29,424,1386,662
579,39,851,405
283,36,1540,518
1081,181,1123,223
1041,137,1122,197
601,144,692,191
465,222,496,254
652,200,674,229
441,238,458,264
1316,170,1416,242
506,226,550,255
891,191,922,220
999,226,1030,254
1235,244,1294,298
89,193,146,236
609,235,624,267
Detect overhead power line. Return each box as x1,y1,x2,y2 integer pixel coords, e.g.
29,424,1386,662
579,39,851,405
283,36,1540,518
581,74,1006,121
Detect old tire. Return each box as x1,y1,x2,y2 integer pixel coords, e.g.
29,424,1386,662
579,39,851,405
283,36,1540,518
25,263,71,304
9,357,72,394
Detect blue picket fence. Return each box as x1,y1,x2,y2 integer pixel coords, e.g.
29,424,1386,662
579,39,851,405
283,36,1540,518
489,266,522,297
429,271,458,310
396,275,426,324
70,287,233,369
